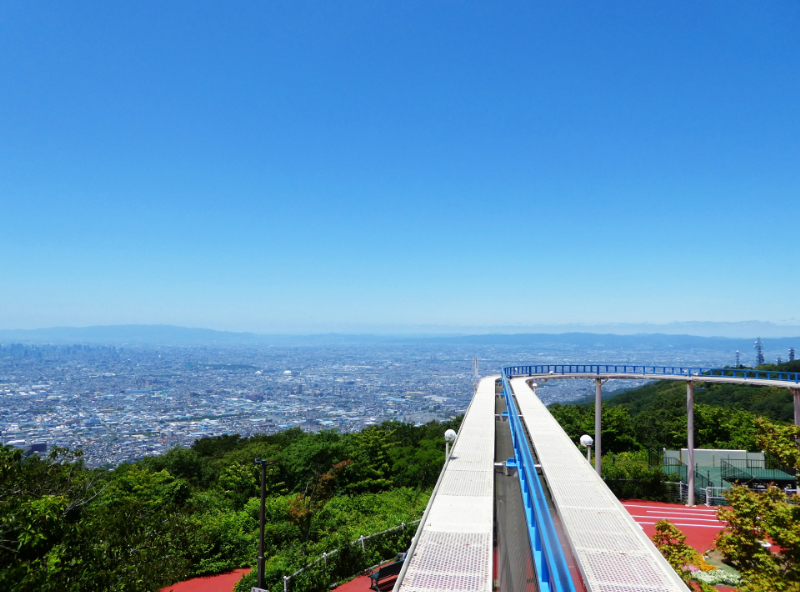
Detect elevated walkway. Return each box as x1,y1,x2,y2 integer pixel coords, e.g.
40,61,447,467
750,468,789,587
505,364,800,389
395,376,496,592
509,377,686,592
396,374,692,592
506,363,800,507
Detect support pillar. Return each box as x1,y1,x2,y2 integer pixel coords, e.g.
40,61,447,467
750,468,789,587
595,379,602,475
793,388,800,427
793,389,800,445
687,382,695,507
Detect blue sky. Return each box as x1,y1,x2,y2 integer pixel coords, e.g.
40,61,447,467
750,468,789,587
1,2,798,333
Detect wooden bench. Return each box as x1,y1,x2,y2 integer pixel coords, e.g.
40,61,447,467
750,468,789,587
369,553,406,591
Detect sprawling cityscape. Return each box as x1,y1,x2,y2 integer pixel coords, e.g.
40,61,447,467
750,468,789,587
0,339,750,467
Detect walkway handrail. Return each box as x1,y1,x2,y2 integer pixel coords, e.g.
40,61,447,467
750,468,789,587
283,519,421,591
501,369,577,592
504,364,800,385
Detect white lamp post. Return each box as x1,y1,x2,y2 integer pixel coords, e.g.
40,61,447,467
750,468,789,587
444,429,457,460
580,434,594,463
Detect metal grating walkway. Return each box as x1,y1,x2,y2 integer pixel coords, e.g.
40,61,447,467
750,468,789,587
509,377,687,592
397,376,496,592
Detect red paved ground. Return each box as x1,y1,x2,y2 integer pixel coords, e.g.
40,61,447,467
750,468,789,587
333,573,381,592
622,501,745,590
332,560,399,592
621,500,727,553
161,568,250,592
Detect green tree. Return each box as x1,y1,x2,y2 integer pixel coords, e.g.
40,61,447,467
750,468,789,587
695,405,759,450
345,427,394,493
79,465,194,591
712,416,800,592
282,430,349,492
188,506,257,576
192,434,243,459
389,439,444,488
218,463,259,511
0,446,104,591
754,417,800,469
716,486,800,592
548,403,638,453
287,460,351,552
138,445,214,488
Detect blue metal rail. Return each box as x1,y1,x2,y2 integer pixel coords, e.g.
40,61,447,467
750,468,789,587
504,364,800,384
501,370,577,592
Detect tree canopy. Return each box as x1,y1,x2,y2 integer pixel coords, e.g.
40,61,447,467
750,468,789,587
0,417,461,591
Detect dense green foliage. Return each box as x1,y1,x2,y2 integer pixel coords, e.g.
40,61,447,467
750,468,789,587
600,450,677,500
548,361,800,501
550,391,762,452
549,360,800,454
608,359,800,424
606,380,796,424
0,417,461,592
716,485,800,592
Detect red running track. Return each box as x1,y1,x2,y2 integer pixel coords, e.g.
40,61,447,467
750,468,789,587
621,500,726,554
161,568,250,592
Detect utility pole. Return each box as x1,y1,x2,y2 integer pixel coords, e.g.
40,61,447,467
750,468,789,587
254,458,274,589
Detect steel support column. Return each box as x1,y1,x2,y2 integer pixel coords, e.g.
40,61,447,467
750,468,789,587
595,379,602,475
793,389,800,444
687,382,695,507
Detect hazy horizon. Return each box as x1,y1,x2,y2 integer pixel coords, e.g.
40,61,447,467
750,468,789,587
3,320,800,342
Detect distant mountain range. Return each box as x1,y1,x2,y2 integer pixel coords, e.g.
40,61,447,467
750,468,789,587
0,323,798,352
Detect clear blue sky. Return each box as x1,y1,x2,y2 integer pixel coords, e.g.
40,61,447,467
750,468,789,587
1,2,798,333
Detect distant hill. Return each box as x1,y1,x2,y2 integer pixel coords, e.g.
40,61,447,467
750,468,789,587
0,324,798,350
439,332,800,352
0,324,270,345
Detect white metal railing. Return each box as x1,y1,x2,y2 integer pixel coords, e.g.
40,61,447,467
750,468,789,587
704,487,728,507
664,481,714,505
277,519,421,592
